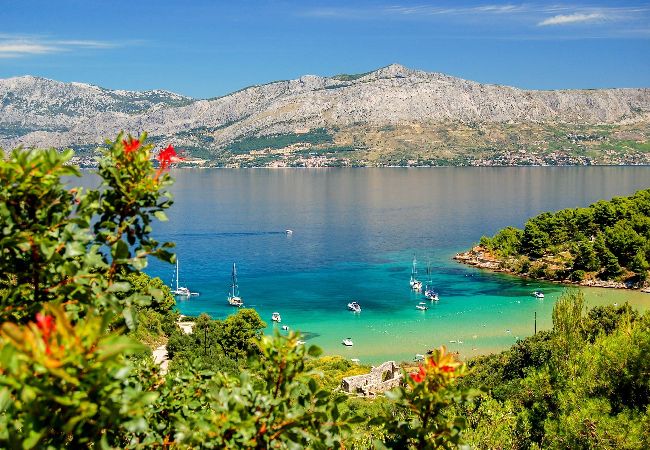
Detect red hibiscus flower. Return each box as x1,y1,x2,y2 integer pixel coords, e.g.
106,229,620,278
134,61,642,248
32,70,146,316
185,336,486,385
122,138,140,154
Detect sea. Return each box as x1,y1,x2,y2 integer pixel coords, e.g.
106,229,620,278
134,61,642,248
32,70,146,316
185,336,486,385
99,166,649,364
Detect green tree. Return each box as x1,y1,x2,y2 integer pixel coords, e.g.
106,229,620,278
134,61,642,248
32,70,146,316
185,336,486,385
551,290,585,368
629,250,649,280
572,239,599,272
216,308,267,360
521,221,550,258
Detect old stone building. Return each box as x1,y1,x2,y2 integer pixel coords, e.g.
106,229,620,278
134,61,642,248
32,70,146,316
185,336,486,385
340,361,403,396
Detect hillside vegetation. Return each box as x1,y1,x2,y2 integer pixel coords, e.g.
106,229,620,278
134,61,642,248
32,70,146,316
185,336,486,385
460,189,650,287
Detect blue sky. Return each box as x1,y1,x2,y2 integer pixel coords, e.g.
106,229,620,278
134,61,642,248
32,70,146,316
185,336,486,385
1,1,649,98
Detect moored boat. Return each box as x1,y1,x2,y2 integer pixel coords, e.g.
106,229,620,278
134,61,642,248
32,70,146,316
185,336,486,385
272,312,282,322
342,337,354,346
171,259,199,297
347,301,362,313
410,255,423,292
532,291,544,298
227,263,244,307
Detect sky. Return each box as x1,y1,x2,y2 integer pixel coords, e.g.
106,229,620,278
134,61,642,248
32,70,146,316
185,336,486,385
1,1,649,98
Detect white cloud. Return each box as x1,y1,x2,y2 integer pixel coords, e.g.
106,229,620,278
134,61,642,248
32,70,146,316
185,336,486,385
0,35,117,58
538,12,606,26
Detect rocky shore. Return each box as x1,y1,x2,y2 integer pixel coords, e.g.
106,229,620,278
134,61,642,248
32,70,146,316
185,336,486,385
454,246,650,293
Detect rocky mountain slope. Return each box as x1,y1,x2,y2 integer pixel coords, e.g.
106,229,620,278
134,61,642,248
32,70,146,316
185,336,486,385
1,64,649,166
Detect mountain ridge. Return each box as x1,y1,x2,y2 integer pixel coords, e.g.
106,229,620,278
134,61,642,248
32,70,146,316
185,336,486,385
1,64,649,167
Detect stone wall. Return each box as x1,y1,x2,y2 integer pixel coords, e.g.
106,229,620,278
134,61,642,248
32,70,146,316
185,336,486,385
341,361,403,396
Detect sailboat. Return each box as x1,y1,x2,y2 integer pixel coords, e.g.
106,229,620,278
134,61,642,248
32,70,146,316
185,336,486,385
171,259,198,297
424,258,439,301
227,263,244,307
409,255,423,292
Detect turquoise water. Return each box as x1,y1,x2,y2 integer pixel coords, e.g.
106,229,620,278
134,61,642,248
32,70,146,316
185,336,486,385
132,167,650,364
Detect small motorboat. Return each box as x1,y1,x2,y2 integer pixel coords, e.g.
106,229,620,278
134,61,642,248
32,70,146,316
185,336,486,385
347,301,362,313
416,302,428,311
342,338,354,346
532,291,544,298
414,354,425,362
272,312,282,323
285,229,293,235
281,325,289,331
351,358,361,363
296,340,305,345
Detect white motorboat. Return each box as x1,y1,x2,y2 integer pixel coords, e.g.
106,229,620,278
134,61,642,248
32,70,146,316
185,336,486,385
342,338,354,346
171,259,198,296
272,312,282,322
296,340,305,345
227,263,244,307
285,229,293,235
416,302,428,311
414,354,425,362
532,291,545,299
281,325,289,331
347,301,362,313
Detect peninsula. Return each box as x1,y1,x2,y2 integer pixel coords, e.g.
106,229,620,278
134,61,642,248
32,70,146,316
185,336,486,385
455,189,650,291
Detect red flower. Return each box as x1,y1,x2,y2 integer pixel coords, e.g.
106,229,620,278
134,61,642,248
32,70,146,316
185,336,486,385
36,313,55,339
35,312,56,354
157,144,183,170
122,138,140,154
409,364,426,383
440,365,456,373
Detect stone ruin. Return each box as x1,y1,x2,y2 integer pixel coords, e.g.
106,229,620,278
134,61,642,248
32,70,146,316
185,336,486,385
340,361,403,396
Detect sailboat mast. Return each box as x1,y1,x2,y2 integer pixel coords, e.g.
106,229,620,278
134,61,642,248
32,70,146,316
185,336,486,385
231,263,238,296
176,259,179,291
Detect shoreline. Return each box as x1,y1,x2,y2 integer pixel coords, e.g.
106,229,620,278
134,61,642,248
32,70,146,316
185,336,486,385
454,247,650,294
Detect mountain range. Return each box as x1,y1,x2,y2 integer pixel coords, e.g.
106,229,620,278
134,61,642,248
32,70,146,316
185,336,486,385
1,64,649,167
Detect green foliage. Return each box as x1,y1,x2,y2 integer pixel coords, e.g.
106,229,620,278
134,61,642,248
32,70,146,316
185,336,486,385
461,290,650,449
374,347,480,449
481,226,523,257
305,355,371,391
0,133,175,324
226,128,333,154
0,304,157,448
143,332,365,448
478,189,650,283
573,239,599,272
166,308,266,374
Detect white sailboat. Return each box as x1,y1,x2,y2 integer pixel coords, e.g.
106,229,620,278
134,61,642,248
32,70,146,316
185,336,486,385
424,258,439,301
227,263,244,307
410,255,423,292
171,259,198,296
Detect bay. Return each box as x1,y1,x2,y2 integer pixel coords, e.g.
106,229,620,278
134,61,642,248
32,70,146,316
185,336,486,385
137,167,650,364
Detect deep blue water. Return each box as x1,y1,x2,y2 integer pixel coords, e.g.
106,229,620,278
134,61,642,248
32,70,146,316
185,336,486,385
82,167,650,363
